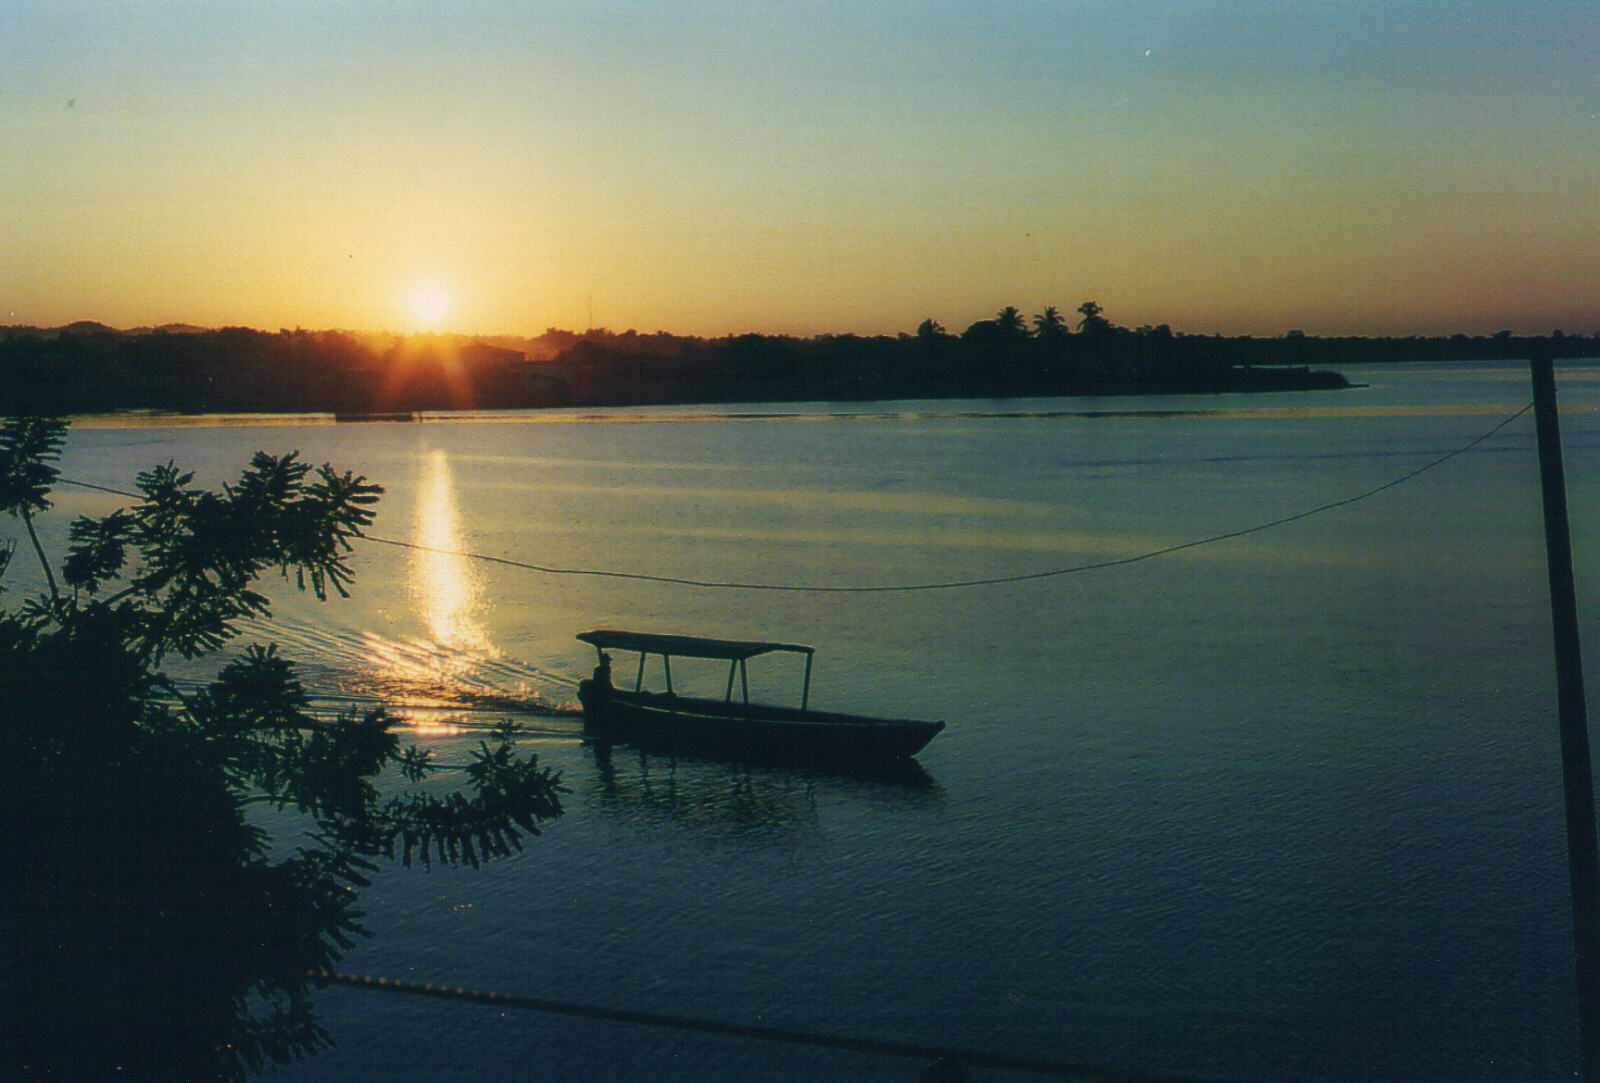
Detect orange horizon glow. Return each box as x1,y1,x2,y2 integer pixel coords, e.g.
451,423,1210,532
6,6,1596,341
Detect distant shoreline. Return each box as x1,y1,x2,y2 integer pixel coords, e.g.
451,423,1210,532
3,318,1591,416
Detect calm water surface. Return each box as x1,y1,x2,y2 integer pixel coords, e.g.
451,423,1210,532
31,361,1600,1080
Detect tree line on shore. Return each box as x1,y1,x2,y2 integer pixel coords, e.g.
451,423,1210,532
3,304,1594,414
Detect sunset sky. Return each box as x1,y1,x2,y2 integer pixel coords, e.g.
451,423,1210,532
4,1,1596,338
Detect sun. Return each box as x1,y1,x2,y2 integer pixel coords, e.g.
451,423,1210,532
406,284,452,329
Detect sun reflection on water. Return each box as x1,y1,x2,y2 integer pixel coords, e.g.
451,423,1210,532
405,448,494,677
394,712,467,736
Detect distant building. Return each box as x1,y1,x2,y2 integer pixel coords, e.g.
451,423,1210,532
459,341,568,407
458,342,526,369
512,363,570,406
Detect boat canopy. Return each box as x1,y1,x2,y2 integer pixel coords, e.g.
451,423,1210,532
578,629,815,662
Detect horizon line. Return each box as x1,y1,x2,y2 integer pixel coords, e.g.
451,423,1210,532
5,319,1590,344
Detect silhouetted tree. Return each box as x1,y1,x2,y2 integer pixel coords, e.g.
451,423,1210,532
0,418,564,1080
915,318,947,340
995,305,1027,338
1033,306,1067,339
1076,300,1112,336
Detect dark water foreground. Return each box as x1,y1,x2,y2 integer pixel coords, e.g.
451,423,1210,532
18,361,1600,1080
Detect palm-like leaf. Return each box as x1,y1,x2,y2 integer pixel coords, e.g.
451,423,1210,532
995,305,1027,336
0,417,66,517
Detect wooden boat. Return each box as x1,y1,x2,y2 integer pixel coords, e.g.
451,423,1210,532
576,630,945,762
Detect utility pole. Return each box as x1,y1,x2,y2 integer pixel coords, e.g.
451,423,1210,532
1531,349,1600,1082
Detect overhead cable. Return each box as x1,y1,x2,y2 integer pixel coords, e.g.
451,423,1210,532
361,403,1534,592
55,403,1533,594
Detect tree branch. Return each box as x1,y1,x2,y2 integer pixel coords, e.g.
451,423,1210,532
21,509,60,608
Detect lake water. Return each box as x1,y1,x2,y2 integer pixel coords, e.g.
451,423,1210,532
25,361,1600,1080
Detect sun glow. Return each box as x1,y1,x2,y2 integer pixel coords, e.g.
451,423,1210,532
406,284,452,329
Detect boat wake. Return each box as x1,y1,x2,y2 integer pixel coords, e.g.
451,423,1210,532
233,613,584,726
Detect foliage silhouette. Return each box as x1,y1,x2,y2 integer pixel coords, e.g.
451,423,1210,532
5,314,1595,414
1075,300,1111,336
0,417,564,1080
1032,305,1067,340
994,305,1028,338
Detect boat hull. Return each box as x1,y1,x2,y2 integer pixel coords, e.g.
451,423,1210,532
578,681,943,762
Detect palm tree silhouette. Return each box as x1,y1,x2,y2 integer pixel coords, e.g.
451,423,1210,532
1033,306,1066,339
1076,300,1111,335
995,306,1027,337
